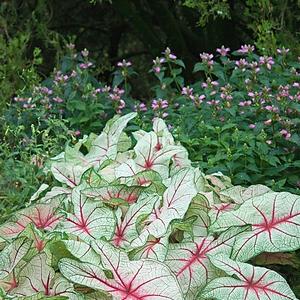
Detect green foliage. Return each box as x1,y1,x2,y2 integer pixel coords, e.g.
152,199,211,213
182,0,300,56
0,0,67,113
183,0,231,26
129,47,300,195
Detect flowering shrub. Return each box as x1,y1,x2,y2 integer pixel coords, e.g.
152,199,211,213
131,46,300,194
0,113,299,299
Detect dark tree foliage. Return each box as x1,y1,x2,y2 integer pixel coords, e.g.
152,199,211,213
1,0,300,105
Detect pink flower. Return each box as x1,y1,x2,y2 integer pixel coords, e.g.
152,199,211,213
266,140,272,145
116,99,126,114
237,44,255,54
14,96,27,102
70,70,77,77
161,100,169,109
207,99,220,106
23,103,36,109
216,45,230,56
119,99,125,109
163,47,177,60
74,130,81,136
249,124,256,129
277,47,290,55
259,56,275,70
264,119,272,125
151,99,160,110
79,62,93,69
182,86,194,96
235,59,248,68
153,66,161,73
40,87,53,95
151,99,168,110
265,105,279,113
139,103,147,112
81,48,89,57
239,101,251,107
117,59,132,68
200,52,214,66
152,57,165,73
280,129,291,140
162,112,168,118
53,97,64,103
101,85,111,93
66,43,75,50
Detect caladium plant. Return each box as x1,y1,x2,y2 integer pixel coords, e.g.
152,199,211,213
0,113,299,299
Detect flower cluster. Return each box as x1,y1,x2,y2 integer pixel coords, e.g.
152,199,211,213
151,98,169,118
109,87,126,114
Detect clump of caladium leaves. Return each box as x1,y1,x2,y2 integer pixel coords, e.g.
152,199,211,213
0,112,299,300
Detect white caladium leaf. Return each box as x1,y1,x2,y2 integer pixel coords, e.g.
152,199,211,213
10,253,75,298
0,237,31,280
119,170,165,194
2,113,300,299
170,148,192,175
194,168,207,192
0,201,62,240
59,240,184,299
29,184,49,203
132,168,197,246
114,159,138,178
85,112,137,166
40,186,72,204
83,185,143,205
152,117,174,146
220,184,271,204
208,203,237,224
18,224,48,254
165,228,243,300
64,144,89,165
81,168,108,188
117,132,132,152
131,233,170,262
184,194,210,239
60,187,115,241
97,152,135,183
132,129,146,141
210,192,300,262
134,131,184,179
205,172,232,192
51,162,89,188
62,240,101,265
202,254,297,300
112,194,159,248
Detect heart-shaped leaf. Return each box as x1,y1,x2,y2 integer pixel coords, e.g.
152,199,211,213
60,187,115,241
202,254,297,300
210,192,300,261
59,240,184,299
